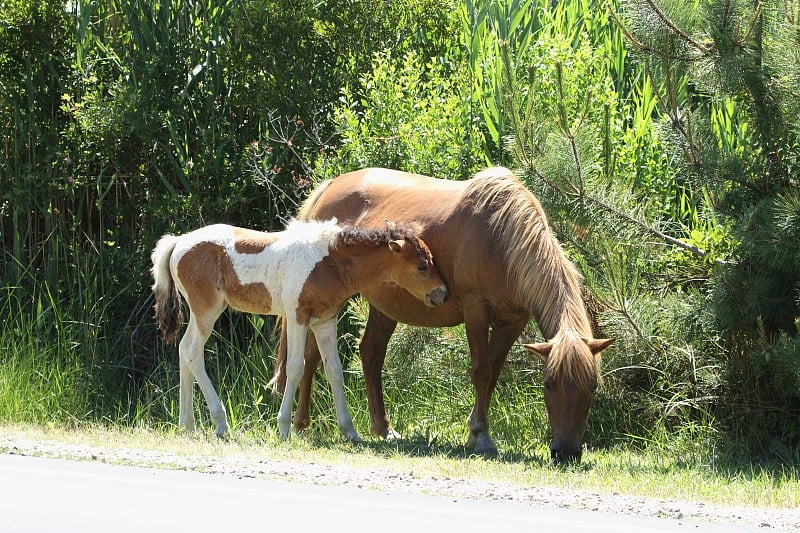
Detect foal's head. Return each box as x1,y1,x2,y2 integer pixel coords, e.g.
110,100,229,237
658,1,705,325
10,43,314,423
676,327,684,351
524,334,613,464
338,223,447,307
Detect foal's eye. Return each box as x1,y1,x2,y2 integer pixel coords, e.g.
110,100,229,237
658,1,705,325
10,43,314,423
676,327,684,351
543,380,554,391
417,264,428,272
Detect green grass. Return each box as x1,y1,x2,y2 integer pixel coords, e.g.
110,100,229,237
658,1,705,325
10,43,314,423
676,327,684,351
1,286,798,511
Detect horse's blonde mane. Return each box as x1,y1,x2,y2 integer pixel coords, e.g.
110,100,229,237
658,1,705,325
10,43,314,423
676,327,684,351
463,168,597,390
546,332,603,393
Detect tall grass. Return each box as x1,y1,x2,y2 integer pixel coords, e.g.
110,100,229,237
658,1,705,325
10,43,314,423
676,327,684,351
1,267,100,424
0,250,794,470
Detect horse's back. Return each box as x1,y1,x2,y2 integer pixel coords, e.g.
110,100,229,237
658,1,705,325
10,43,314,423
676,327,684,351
302,168,525,326
305,168,467,227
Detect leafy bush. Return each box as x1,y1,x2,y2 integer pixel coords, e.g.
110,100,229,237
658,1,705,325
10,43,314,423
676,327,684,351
317,49,484,181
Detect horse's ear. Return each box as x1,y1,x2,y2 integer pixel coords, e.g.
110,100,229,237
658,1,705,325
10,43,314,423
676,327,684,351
388,239,405,253
583,338,614,354
523,342,553,363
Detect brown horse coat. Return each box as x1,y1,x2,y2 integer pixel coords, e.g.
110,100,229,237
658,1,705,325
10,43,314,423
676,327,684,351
275,167,612,462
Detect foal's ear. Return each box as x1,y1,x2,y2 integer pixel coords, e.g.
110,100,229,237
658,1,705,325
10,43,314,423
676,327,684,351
523,342,553,363
582,338,614,354
388,239,406,253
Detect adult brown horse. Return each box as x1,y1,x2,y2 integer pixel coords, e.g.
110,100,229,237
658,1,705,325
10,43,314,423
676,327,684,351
272,167,613,463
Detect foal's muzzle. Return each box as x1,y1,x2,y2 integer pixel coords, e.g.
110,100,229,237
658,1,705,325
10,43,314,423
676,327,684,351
425,286,448,307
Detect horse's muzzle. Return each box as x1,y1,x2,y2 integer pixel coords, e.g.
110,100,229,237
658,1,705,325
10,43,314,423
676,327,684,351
425,286,448,306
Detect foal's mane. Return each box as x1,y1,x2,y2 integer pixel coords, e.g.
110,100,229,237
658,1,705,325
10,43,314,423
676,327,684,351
334,224,430,259
462,168,598,390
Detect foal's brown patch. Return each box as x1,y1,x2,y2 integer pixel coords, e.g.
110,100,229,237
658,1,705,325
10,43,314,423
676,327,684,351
178,241,273,317
234,228,278,254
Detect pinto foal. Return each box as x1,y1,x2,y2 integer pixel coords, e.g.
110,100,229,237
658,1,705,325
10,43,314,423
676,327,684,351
151,219,447,441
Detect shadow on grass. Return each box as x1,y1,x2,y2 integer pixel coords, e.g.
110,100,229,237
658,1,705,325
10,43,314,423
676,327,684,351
298,430,553,468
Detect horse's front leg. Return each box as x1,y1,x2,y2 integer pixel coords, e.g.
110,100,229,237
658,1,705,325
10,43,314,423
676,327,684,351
463,297,496,456
360,306,399,439
277,320,308,439
487,319,527,392
311,319,360,442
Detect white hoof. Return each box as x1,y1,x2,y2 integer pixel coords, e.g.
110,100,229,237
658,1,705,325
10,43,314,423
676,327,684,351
382,428,402,441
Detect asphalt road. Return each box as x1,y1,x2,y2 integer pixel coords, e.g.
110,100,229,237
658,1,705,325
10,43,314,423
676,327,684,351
0,453,767,532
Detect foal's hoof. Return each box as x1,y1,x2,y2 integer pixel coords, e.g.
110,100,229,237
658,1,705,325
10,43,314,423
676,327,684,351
214,423,230,440
345,431,363,443
381,427,402,441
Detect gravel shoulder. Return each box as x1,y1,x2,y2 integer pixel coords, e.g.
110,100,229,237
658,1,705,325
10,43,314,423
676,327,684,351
1,432,798,531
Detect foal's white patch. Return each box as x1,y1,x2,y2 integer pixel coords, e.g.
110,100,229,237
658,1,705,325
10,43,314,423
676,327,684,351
170,218,341,320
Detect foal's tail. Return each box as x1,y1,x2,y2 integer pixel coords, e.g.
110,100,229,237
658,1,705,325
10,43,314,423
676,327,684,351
150,235,184,344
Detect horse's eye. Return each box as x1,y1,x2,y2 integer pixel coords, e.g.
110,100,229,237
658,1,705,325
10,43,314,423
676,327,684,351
543,379,554,391
417,265,427,272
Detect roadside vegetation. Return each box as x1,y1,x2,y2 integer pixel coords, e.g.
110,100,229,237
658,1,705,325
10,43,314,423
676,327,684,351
1,0,799,503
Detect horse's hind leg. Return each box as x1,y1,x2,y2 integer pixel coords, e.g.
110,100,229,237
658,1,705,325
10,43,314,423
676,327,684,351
178,335,197,433
360,307,398,439
180,309,228,438
463,297,496,456
293,328,320,432
311,319,360,442
277,320,308,439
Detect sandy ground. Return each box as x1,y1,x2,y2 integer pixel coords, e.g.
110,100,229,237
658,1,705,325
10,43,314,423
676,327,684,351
1,433,798,531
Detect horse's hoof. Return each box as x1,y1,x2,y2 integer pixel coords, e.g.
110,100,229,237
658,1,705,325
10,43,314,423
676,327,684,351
472,433,498,457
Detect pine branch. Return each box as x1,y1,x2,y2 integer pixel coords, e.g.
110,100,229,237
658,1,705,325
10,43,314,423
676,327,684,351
740,0,764,46
585,192,725,265
642,0,712,54
605,1,706,62
526,166,728,265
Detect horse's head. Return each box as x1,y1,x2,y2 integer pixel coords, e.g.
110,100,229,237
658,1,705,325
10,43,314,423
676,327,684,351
524,335,613,464
386,233,447,307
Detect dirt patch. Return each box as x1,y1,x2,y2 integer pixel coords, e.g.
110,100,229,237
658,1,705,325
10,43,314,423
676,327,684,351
1,433,798,531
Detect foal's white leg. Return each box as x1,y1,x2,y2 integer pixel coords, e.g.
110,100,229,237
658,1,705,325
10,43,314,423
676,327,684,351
277,320,307,439
180,313,229,438
311,319,360,442
178,333,197,433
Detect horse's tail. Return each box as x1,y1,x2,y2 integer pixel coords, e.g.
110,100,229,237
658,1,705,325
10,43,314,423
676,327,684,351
296,178,332,221
267,316,288,395
150,234,184,344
